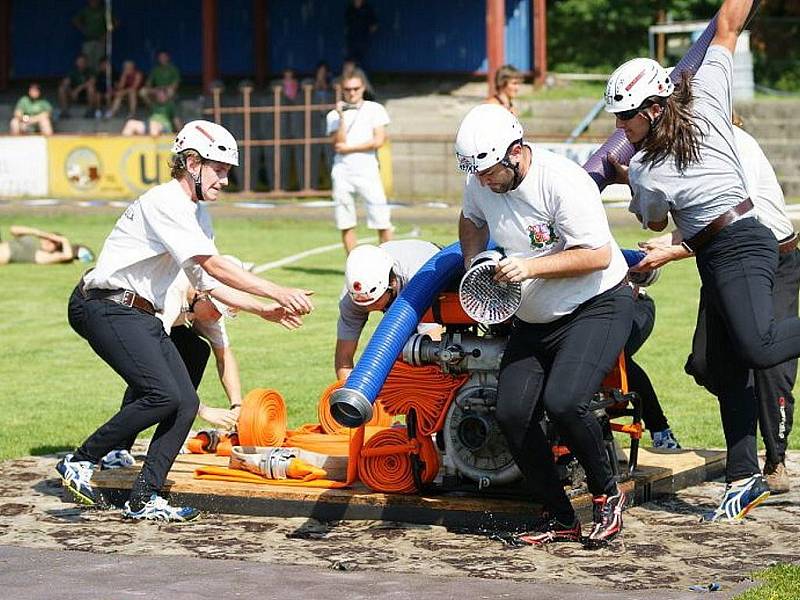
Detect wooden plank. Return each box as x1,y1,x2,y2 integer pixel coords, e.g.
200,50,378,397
93,448,726,528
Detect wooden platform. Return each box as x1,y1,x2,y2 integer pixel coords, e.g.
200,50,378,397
92,448,726,530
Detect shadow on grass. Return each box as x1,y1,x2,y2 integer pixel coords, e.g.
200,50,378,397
283,266,344,277
30,445,73,456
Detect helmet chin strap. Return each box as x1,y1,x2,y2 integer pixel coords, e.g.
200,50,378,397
500,141,526,190
191,163,205,201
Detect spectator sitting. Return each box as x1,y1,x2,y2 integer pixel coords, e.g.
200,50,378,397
94,57,112,119
107,60,144,118
9,83,54,136
121,88,179,136
58,54,98,118
485,64,523,116
72,0,108,70
139,50,181,107
281,68,300,103
0,225,93,265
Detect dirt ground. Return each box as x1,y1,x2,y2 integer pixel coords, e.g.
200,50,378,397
0,450,797,596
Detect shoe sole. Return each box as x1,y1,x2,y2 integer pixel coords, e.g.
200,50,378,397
517,531,582,546
59,478,96,506
732,490,771,520
123,512,201,524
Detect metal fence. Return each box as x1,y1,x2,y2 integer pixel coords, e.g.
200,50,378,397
203,84,339,196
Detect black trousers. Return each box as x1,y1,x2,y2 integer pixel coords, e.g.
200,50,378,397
688,244,799,468
495,283,633,520
67,285,200,504
687,218,800,481
118,325,212,452
624,293,670,433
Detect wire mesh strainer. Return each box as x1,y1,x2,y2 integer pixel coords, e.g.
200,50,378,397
458,250,522,324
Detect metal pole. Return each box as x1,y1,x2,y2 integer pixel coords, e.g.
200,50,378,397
273,85,282,192
105,0,112,99
486,0,505,94
243,84,253,193
302,83,312,191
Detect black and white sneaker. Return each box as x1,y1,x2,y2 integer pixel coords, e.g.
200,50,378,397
585,488,626,548
122,494,200,523
55,453,96,506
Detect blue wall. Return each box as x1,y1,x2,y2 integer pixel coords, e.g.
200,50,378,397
11,0,530,79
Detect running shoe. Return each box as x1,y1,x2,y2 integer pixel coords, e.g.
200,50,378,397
100,449,136,470
763,461,790,495
702,474,770,522
652,428,682,450
516,514,582,546
55,453,96,506
585,488,626,548
122,494,200,523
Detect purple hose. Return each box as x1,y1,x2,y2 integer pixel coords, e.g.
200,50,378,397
582,16,719,191
330,241,468,427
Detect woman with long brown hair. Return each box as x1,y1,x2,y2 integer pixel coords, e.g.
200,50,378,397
604,0,793,522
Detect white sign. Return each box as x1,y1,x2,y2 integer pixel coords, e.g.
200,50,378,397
0,137,48,197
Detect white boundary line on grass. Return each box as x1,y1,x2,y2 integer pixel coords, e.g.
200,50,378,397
252,227,421,273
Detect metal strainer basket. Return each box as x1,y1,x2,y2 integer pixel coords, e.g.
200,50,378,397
458,250,522,324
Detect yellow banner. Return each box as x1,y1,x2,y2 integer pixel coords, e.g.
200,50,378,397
48,136,174,199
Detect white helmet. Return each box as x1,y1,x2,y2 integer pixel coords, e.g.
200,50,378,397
454,104,524,174
345,245,395,306
604,58,674,115
172,120,239,166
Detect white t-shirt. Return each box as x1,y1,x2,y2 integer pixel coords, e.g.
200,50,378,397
326,101,390,172
160,270,229,348
733,126,793,241
462,145,628,324
83,179,221,311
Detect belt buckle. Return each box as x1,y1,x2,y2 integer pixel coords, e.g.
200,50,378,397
121,290,136,307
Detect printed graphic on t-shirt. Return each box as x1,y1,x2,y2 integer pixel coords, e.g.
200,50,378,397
527,222,560,249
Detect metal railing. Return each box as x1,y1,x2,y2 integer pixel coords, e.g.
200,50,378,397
204,84,339,196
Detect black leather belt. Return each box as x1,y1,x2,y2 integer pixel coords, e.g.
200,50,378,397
79,278,156,315
682,198,754,253
778,232,799,255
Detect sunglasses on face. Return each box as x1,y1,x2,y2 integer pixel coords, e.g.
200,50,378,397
616,107,644,121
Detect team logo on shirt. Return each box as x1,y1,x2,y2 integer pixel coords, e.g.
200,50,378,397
527,222,560,249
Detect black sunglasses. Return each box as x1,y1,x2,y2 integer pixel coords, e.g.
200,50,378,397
615,107,644,121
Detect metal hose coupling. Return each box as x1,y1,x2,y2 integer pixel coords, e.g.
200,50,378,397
330,387,374,428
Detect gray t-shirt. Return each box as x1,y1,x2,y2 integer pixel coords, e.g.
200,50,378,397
336,240,440,341
628,45,749,239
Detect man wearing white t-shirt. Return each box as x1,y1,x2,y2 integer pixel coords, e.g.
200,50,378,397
456,104,633,548
326,70,392,254
58,120,313,522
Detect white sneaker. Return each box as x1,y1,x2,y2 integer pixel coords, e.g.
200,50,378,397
100,449,136,470
122,494,200,522
652,428,681,450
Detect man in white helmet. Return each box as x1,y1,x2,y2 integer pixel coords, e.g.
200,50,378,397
58,120,314,522
335,240,439,381
456,104,632,548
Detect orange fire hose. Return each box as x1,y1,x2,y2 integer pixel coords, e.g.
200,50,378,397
194,426,365,488
376,362,469,436
317,380,393,434
186,431,239,457
358,426,439,494
237,388,288,447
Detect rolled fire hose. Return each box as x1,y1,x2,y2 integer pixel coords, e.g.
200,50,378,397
237,388,288,447
358,426,439,494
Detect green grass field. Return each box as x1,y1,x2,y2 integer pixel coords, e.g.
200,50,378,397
0,210,797,461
